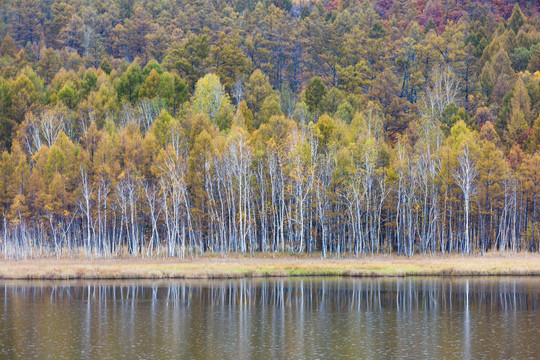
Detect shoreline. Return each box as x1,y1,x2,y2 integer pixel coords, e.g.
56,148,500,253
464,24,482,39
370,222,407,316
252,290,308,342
1,253,540,280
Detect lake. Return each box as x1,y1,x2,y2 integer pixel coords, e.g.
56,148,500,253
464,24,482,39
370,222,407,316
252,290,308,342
0,277,538,359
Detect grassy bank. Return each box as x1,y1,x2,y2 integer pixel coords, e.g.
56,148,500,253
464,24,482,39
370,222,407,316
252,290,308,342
1,253,540,279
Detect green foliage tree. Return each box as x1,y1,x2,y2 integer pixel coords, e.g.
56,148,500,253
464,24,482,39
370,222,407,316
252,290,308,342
258,96,283,127
305,77,326,114
165,33,210,89
234,100,254,132
207,32,247,92
529,114,540,153
158,72,188,115
139,69,160,99
10,73,38,124
116,63,143,103
316,114,336,148
246,69,273,116
57,82,79,109
529,46,540,73
37,48,60,83
191,73,230,122
507,78,532,143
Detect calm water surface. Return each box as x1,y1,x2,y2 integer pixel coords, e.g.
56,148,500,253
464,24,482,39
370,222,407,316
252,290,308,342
0,277,539,360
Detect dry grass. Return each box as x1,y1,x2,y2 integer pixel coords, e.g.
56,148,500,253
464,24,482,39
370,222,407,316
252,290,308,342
1,252,540,279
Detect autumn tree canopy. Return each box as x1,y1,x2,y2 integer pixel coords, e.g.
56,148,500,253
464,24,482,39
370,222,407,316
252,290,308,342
0,0,539,258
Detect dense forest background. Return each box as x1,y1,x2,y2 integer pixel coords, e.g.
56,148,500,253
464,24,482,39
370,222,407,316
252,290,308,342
0,0,539,258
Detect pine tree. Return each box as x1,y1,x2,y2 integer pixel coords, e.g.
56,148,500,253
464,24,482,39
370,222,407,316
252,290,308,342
246,70,273,116
139,69,160,99
507,78,531,143
116,63,144,103
0,36,17,58
528,46,540,73
508,5,525,34
305,77,326,114
165,33,210,89
529,115,540,153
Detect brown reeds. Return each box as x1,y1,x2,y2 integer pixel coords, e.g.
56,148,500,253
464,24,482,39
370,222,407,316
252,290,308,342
1,252,540,280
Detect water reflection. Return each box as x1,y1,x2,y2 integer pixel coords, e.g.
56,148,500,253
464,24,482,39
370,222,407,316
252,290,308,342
0,278,539,360
3,278,538,311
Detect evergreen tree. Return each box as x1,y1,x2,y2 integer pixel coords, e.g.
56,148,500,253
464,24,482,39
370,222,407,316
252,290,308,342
305,77,326,114
116,63,144,103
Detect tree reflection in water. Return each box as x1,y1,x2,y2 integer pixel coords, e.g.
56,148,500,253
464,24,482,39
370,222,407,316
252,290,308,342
0,278,538,360
2,278,537,311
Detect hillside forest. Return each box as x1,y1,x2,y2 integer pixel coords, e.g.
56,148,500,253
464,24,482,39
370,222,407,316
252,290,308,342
0,0,539,258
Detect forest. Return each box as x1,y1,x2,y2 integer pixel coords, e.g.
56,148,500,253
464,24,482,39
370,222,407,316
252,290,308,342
0,0,539,258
